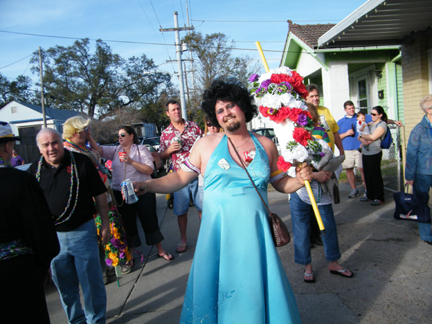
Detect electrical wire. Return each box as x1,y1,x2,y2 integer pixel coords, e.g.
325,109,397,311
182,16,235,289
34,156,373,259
0,54,33,70
191,19,340,23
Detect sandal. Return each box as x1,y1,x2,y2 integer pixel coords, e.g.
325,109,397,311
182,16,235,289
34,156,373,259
158,252,174,261
329,268,354,278
176,242,188,253
304,272,315,283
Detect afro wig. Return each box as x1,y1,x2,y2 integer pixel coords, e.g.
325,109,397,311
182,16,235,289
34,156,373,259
201,78,258,127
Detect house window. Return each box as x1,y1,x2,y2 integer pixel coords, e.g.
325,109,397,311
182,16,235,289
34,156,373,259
357,77,369,110
11,107,17,114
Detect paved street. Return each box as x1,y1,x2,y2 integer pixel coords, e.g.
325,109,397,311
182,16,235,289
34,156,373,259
46,182,432,324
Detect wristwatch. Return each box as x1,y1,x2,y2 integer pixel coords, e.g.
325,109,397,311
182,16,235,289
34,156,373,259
359,134,362,138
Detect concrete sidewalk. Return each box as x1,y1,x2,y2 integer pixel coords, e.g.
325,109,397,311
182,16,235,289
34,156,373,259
46,182,432,324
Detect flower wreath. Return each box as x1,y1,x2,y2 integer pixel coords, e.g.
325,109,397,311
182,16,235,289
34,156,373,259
95,207,132,268
249,66,328,176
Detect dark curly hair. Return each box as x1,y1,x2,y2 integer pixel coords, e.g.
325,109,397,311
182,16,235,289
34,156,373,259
201,78,258,126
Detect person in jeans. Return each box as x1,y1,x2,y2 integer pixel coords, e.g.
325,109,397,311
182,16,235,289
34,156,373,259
28,128,109,324
405,94,432,245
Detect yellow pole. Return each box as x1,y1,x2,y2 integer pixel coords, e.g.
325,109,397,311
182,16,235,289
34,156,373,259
304,181,325,232
255,42,270,73
255,41,325,233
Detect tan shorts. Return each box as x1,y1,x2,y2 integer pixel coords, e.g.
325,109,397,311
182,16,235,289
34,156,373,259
342,150,363,169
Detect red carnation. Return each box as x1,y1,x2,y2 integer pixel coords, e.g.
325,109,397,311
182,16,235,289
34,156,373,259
259,106,270,117
270,74,290,85
293,127,312,146
277,156,292,173
269,107,291,123
287,107,304,123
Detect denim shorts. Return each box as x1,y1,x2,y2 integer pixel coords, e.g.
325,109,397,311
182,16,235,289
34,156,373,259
173,178,203,215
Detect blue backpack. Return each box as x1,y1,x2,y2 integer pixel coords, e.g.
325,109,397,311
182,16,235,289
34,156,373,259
381,124,393,149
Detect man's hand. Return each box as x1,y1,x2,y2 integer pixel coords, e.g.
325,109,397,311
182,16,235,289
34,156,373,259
406,180,414,186
167,142,181,154
131,181,148,196
296,162,313,185
101,222,110,246
313,170,332,183
151,152,163,170
345,129,354,137
395,120,403,127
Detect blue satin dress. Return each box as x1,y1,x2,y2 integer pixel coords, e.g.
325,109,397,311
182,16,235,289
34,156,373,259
180,134,301,324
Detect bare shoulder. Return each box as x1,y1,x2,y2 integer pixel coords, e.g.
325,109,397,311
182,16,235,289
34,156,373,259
252,132,275,149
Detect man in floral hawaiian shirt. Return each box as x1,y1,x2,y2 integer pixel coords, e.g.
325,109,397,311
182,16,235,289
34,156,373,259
159,100,203,253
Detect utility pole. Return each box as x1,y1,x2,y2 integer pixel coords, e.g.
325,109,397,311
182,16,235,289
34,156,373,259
186,2,195,94
160,12,193,121
39,47,47,128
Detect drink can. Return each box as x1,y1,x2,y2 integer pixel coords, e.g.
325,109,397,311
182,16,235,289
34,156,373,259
172,135,181,146
121,179,139,204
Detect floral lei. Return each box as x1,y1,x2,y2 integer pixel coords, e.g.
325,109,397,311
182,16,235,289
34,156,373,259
36,152,80,226
0,157,13,168
249,66,328,175
95,213,131,267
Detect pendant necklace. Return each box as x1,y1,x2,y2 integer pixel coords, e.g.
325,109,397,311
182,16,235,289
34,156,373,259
233,136,250,151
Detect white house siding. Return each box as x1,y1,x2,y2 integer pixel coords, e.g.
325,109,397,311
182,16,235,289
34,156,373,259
322,62,350,122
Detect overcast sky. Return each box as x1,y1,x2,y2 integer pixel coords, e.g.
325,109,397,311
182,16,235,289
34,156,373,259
0,0,367,90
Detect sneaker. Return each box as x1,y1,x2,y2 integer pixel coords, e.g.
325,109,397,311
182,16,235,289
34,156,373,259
371,199,384,206
121,264,132,275
348,189,359,198
360,196,369,202
106,266,116,277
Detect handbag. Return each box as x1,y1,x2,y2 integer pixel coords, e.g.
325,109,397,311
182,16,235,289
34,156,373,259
228,137,290,247
393,184,431,223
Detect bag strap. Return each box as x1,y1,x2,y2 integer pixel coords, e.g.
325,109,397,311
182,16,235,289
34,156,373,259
227,137,272,215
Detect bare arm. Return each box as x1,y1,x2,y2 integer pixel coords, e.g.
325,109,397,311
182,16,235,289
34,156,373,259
123,153,153,175
334,132,344,156
87,130,103,156
159,142,181,161
361,124,386,141
339,129,354,140
94,193,110,245
133,169,198,195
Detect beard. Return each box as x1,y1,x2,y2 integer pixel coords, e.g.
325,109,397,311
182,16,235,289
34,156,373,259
225,120,241,132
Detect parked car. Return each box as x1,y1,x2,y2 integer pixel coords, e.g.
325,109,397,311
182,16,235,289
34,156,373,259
141,137,160,151
252,128,281,154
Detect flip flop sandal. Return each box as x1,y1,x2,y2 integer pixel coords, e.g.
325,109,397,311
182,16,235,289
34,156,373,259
330,268,354,278
176,242,188,253
158,252,175,261
304,272,315,283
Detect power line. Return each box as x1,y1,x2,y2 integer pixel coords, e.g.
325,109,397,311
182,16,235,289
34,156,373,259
0,54,33,70
191,19,340,23
0,29,311,62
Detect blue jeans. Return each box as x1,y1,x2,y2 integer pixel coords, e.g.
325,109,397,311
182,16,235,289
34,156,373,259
51,220,107,324
289,192,341,265
174,178,203,215
413,174,432,241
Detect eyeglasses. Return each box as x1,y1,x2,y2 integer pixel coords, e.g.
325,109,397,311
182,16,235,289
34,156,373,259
84,127,89,132
206,123,214,127
371,113,378,116
118,133,127,138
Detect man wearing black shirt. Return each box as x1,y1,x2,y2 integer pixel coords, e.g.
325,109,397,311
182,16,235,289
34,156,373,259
0,122,59,323
29,128,110,324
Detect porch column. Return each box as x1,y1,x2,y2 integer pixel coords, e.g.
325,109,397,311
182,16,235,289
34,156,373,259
321,62,350,122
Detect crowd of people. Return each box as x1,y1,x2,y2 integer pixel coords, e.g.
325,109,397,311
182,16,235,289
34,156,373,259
1,75,430,323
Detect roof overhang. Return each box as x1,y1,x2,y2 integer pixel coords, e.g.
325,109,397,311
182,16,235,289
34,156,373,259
318,0,432,48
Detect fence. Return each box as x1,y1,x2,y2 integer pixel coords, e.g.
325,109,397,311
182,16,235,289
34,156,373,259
381,124,403,193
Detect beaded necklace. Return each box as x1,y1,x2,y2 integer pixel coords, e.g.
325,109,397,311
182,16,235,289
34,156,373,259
0,157,13,168
36,152,80,226
64,139,110,175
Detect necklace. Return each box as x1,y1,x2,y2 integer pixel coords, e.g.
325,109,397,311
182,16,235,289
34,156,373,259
232,136,250,151
64,139,110,175
0,157,13,168
36,152,80,226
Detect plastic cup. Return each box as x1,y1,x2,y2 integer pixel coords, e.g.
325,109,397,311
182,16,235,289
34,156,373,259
119,152,126,162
